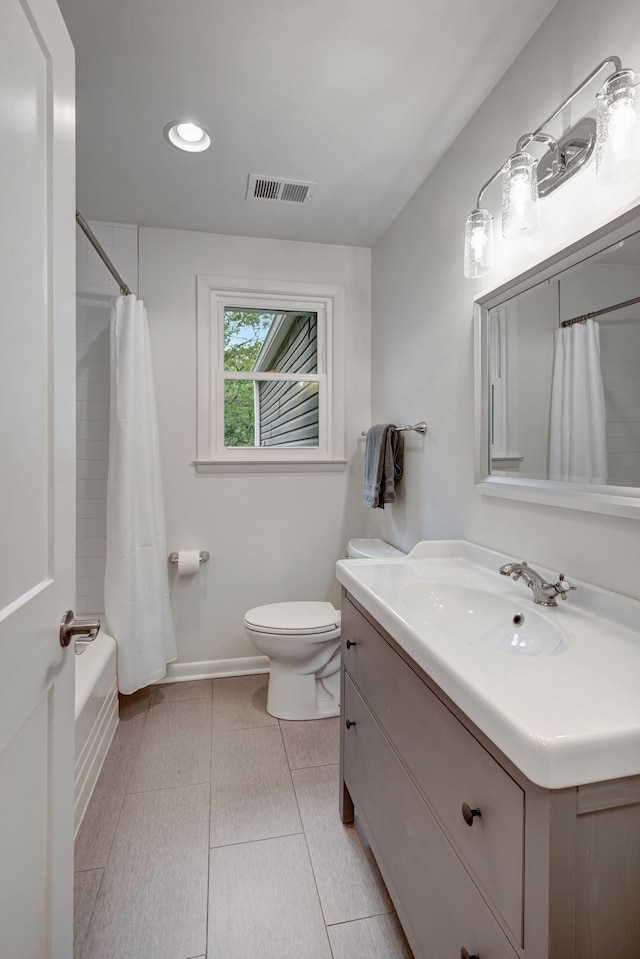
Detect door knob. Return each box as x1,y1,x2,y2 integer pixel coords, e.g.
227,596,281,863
60,610,101,655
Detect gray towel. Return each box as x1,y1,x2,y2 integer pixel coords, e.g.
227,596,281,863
363,424,404,509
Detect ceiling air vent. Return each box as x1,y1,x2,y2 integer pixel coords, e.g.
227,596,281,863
246,174,317,205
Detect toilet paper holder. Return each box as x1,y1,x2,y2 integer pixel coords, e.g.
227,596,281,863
168,550,210,566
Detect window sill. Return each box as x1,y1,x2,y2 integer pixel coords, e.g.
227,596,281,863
193,459,348,475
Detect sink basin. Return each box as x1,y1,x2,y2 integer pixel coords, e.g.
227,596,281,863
336,540,640,788
399,582,566,656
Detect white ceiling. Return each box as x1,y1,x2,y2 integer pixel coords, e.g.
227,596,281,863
59,0,559,247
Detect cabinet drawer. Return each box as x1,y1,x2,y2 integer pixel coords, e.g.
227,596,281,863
343,597,524,943
344,674,519,959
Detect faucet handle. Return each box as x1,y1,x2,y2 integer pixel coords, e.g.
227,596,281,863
556,573,577,599
499,560,528,581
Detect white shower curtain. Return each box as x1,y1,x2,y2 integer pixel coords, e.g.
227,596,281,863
105,295,176,694
549,318,607,485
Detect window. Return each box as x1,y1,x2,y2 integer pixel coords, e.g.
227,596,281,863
196,277,346,471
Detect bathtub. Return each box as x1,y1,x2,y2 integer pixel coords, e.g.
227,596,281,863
74,623,119,834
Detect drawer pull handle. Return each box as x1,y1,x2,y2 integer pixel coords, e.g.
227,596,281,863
345,719,356,729
346,639,356,649
461,950,479,959
461,802,481,827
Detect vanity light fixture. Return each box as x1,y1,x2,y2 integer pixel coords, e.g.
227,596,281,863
596,69,640,183
464,209,494,278
163,120,212,153
501,151,540,239
464,56,640,278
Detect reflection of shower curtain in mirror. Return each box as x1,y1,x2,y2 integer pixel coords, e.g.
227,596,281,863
549,318,607,484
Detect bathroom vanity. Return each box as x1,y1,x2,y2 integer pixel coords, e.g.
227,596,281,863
337,542,640,959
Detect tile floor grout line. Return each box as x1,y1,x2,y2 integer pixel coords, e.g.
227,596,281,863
125,777,212,796
301,825,337,958
325,908,399,928
208,830,305,851
76,863,107,959
150,695,213,705
284,728,336,941
211,720,279,733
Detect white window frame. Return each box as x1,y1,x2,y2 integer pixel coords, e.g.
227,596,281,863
195,276,346,473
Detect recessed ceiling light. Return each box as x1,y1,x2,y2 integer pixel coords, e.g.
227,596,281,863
163,120,211,153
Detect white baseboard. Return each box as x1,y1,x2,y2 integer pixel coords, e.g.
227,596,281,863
158,655,270,684
74,678,119,836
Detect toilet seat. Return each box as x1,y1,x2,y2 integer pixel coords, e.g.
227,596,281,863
245,601,340,635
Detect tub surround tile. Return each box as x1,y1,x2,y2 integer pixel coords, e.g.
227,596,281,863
208,834,332,959
280,717,340,769
210,725,302,847
82,783,209,959
149,679,213,705
292,764,393,925
127,698,212,793
327,914,413,959
210,674,277,731
73,868,103,959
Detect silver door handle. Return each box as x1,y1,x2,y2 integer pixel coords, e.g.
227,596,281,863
60,610,101,655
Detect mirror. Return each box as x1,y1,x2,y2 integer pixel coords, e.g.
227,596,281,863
475,203,640,518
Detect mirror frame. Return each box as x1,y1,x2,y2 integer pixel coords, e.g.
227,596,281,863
474,202,640,520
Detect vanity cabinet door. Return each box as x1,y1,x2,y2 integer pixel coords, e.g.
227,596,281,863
343,598,524,944
343,674,519,959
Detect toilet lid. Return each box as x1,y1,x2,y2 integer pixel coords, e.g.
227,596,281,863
244,602,341,635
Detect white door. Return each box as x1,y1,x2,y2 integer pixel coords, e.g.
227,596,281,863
0,0,76,955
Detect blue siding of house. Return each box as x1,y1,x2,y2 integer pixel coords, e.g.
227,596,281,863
258,316,319,446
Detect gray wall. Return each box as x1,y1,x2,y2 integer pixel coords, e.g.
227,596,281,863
140,227,373,673
371,0,640,599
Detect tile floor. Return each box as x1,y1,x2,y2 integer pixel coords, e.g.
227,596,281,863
74,674,414,959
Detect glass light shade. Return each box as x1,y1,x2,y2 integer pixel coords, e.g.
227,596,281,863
596,69,640,183
464,209,494,278
501,152,540,239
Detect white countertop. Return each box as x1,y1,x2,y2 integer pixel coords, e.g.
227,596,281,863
336,540,640,789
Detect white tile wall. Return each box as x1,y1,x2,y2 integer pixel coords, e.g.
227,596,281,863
76,221,138,615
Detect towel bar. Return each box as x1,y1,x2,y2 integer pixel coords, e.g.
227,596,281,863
361,421,427,437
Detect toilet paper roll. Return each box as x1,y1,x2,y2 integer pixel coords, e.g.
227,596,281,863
176,549,201,576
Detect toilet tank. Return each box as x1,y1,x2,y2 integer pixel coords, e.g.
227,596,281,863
347,538,405,559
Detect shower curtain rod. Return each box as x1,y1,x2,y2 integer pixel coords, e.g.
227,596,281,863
76,210,132,296
561,294,640,328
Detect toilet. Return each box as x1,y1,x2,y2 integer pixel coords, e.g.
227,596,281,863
244,538,405,720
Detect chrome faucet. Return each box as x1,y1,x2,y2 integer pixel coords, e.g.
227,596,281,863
499,561,576,607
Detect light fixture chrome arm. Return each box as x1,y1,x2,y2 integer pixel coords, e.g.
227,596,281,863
473,57,622,210
517,132,561,175
523,55,622,144
475,169,502,211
